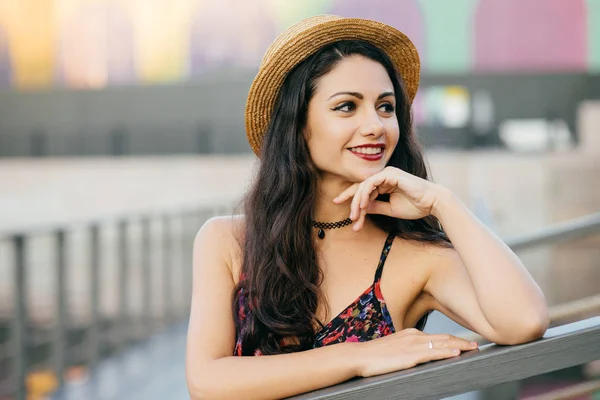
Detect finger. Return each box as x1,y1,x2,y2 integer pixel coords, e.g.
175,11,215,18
356,190,379,226
414,347,463,364
359,189,376,229
426,337,478,351
367,200,392,216
353,205,368,231
333,183,360,204
350,182,365,221
360,181,377,209
427,334,474,344
369,188,380,202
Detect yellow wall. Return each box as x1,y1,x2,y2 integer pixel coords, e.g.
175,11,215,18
1,0,56,89
125,0,197,83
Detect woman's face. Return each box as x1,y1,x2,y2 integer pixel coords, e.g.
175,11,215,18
305,55,400,184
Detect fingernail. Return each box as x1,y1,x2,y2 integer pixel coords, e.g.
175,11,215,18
453,349,460,355
470,342,478,347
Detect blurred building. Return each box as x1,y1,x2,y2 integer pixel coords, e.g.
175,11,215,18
0,0,598,155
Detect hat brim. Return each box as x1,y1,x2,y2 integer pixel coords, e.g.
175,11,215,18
245,16,420,157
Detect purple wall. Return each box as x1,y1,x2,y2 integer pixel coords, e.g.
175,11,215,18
328,0,425,58
474,0,586,71
105,6,136,85
189,0,278,76
57,4,135,87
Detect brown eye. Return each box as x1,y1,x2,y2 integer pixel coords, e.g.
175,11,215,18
333,101,356,112
379,103,395,113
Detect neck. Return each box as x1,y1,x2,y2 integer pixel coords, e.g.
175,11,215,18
312,176,384,239
313,179,353,223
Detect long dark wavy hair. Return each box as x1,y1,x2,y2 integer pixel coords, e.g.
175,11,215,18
234,40,450,356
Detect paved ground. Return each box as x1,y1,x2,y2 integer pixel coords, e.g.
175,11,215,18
49,323,189,400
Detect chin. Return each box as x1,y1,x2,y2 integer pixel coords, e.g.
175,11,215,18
352,165,386,182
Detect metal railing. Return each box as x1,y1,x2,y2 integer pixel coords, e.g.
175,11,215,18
505,212,600,251
0,204,231,400
1,209,598,399
292,317,600,400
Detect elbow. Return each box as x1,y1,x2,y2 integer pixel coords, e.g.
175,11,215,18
496,312,550,345
187,379,223,400
187,369,240,400
188,389,206,400
187,378,209,400
186,367,223,400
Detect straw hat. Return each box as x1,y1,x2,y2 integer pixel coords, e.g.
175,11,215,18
245,14,421,157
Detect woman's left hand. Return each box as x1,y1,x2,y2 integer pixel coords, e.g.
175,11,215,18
333,166,448,230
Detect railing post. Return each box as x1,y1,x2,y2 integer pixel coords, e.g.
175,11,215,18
88,224,101,368
12,235,27,400
53,230,68,389
141,217,152,336
118,220,129,347
184,211,195,316
163,215,172,327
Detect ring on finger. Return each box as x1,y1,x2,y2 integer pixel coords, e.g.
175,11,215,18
428,340,434,349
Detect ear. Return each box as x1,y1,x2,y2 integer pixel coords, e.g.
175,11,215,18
302,126,311,141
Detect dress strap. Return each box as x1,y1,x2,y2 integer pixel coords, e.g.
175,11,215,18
373,233,396,284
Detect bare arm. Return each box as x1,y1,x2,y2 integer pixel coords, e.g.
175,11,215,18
185,217,360,399
425,189,549,345
333,166,548,345
186,217,477,399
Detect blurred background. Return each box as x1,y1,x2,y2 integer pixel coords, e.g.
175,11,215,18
0,0,599,399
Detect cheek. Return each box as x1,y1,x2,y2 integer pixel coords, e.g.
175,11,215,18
307,134,342,166
386,120,400,147
307,121,353,156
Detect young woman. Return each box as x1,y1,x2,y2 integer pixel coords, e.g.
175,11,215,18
186,15,549,400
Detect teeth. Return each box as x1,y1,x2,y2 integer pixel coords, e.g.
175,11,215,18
350,147,383,155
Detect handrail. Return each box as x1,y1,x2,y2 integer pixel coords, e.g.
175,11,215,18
2,207,598,399
505,212,600,251
0,199,235,239
289,317,600,400
549,294,600,323
0,204,231,400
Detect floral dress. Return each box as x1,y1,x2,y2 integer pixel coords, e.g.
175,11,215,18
234,233,397,356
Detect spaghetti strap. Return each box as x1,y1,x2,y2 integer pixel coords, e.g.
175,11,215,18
236,231,399,355
373,233,396,284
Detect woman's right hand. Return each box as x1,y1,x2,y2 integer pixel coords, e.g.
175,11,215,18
353,328,479,378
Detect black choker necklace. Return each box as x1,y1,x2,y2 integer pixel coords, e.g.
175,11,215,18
311,218,353,239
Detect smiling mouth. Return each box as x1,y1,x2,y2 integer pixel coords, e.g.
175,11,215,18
349,146,383,155
348,146,385,160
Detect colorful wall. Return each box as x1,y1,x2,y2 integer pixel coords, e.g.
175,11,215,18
0,0,597,91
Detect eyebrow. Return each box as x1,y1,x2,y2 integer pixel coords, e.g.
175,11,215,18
327,91,395,101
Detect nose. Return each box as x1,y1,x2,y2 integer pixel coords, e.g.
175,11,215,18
358,109,385,138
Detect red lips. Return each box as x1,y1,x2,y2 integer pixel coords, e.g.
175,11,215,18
348,144,385,161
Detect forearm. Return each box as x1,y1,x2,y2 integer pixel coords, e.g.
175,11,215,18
432,189,549,338
188,342,360,400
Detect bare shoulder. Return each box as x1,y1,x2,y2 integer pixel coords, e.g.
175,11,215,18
385,236,461,288
194,215,245,281
387,236,457,268
392,238,465,294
